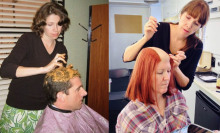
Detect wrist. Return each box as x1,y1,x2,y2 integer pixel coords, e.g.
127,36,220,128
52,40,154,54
39,67,48,74
142,35,148,42
173,66,180,75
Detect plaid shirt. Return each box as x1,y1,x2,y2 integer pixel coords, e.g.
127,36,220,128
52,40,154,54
116,91,191,133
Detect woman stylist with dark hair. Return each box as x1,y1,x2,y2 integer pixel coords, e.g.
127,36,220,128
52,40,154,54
0,2,70,132
123,0,210,91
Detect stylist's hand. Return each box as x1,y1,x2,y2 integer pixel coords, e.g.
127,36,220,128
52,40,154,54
169,51,186,68
143,16,159,41
43,53,67,73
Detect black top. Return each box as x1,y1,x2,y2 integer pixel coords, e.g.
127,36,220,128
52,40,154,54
0,32,68,110
126,22,203,91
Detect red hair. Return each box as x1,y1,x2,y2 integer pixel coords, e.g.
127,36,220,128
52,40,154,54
125,48,177,105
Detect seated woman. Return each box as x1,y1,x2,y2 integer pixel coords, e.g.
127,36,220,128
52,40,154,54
116,47,191,132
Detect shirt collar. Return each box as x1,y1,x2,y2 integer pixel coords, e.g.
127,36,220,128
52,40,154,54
48,104,72,113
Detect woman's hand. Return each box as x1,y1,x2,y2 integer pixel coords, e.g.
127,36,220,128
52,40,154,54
43,53,67,73
143,16,159,41
169,51,186,68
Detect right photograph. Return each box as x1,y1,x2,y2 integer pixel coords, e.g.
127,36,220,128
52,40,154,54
109,0,220,133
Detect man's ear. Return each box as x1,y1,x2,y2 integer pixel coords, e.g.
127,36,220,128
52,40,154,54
57,91,66,102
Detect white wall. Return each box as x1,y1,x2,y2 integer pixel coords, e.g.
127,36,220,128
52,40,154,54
205,0,220,70
109,3,163,69
205,18,220,70
150,3,162,21
161,0,190,19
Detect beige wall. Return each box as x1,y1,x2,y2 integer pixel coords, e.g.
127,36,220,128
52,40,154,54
64,0,108,88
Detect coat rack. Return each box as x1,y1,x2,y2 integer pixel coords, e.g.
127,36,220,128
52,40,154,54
78,7,102,104
78,23,102,43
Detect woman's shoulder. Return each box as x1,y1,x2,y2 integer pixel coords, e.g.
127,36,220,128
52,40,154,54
159,22,170,26
156,22,171,36
120,100,147,113
18,32,40,42
167,91,188,114
117,100,160,132
55,41,67,53
158,22,170,29
21,32,39,38
56,40,65,47
118,100,157,123
168,90,186,102
15,32,40,47
196,39,203,48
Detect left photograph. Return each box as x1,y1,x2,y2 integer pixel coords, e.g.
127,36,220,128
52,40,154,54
0,0,109,132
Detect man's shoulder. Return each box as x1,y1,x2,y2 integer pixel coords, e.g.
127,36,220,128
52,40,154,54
34,106,67,133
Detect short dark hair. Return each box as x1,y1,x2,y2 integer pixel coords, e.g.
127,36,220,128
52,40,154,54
31,2,70,36
44,66,80,105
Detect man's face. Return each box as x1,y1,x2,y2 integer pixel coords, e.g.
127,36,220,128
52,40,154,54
65,77,87,111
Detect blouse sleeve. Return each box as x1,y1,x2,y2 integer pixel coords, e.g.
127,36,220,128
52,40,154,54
0,33,29,78
177,41,203,91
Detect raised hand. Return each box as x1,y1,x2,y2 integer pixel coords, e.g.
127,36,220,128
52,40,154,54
143,16,159,41
169,51,186,68
44,53,67,73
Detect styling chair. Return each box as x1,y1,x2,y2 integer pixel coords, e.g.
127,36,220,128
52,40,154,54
109,68,131,133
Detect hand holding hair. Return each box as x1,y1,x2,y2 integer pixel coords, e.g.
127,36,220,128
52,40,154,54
143,16,159,41
44,53,67,73
169,51,186,68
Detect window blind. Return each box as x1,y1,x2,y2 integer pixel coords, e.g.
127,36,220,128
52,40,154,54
0,0,52,117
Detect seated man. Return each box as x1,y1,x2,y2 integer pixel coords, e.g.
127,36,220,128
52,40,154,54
34,65,109,133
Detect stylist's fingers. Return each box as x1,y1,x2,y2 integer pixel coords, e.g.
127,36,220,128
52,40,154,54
149,16,159,33
44,53,67,73
55,62,64,68
176,51,186,60
148,21,158,32
54,53,66,64
54,53,66,60
149,16,157,23
145,16,158,31
176,51,186,57
145,19,158,32
173,59,181,67
169,54,181,67
54,57,67,64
